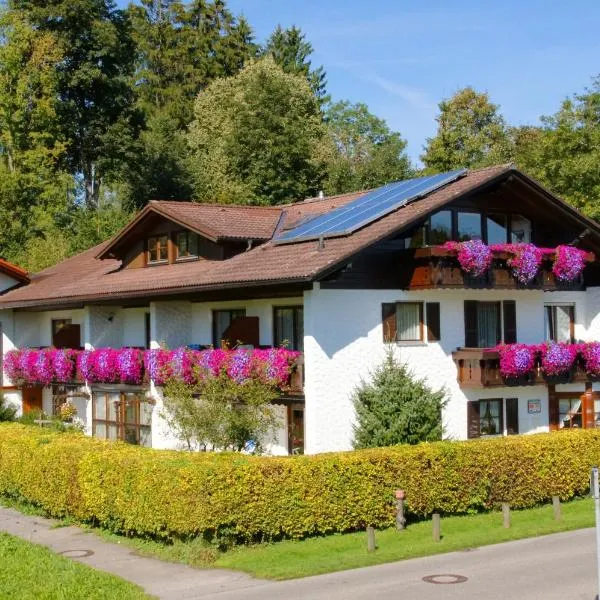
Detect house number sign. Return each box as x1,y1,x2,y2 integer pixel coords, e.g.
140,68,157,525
527,399,541,414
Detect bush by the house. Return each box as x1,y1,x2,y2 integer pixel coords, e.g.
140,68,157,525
353,351,447,448
0,395,16,422
0,424,598,543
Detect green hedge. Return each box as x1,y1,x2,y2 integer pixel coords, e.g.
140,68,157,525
0,423,597,542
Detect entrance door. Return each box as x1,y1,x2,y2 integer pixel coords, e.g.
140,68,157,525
22,386,43,413
549,389,600,430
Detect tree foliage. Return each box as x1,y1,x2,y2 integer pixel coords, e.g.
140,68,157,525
421,87,510,171
188,56,328,205
161,374,280,452
324,100,413,193
353,351,447,448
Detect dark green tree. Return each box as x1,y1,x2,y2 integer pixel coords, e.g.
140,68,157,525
0,394,17,422
188,57,328,205
352,351,447,448
11,0,139,208
421,87,510,171
324,100,413,193
263,24,327,102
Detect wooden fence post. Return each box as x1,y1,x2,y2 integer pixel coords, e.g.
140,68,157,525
432,513,441,542
395,489,406,531
502,503,511,528
366,526,376,552
552,496,561,521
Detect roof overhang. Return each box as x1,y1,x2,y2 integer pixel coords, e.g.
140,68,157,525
0,259,29,284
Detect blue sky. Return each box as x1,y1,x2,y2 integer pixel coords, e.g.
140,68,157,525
120,1,600,164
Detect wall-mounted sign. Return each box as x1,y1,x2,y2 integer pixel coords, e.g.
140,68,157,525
528,399,541,414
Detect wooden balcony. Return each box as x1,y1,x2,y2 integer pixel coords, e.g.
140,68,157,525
405,248,585,291
453,348,592,389
286,353,304,396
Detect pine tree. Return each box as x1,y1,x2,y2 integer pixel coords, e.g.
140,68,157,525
352,351,446,448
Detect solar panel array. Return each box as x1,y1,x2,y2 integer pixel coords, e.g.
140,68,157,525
276,169,468,244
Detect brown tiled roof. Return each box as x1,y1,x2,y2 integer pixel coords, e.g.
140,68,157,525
0,166,535,309
0,259,29,284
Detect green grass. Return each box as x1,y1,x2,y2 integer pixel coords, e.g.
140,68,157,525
1,495,596,581
0,532,153,600
216,497,595,579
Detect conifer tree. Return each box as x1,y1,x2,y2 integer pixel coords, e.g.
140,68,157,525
352,351,446,448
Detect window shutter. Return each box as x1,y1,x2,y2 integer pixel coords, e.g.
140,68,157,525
495,301,502,345
426,303,441,341
548,390,559,431
464,301,478,347
503,301,517,344
382,303,397,342
506,398,519,435
467,401,481,439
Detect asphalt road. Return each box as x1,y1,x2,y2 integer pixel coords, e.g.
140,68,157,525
212,528,599,600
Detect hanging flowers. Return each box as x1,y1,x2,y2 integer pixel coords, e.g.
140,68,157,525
491,243,545,284
552,245,588,282
116,348,143,384
581,342,600,377
441,240,492,278
496,343,536,378
143,349,173,386
539,342,578,377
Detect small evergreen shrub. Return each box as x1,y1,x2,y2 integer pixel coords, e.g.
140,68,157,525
0,395,16,422
352,351,447,448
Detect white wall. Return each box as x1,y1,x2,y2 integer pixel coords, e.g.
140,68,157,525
0,273,18,293
303,284,592,454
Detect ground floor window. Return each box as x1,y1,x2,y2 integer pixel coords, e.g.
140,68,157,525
467,397,519,438
92,390,152,446
549,388,600,431
287,403,304,455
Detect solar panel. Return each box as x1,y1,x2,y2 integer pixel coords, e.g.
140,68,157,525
276,169,467,244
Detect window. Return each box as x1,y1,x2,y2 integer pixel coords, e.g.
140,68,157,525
213,309,246,347
510,215,531,243
487,214,508,244
175,231,199,260
52,319,71,337
457,212,482,241
464,300,516,348
92,390,152,446
274,306,304,352
288,404,304,455
558,398,583,429
428,210,452,245
382,302,440,343
467,397,519,438
545,305,574,343
144,313,151,350
147,235,168,263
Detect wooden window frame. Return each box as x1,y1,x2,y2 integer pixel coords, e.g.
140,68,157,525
92,390,151,446
395,302,424,343
52,318,72,338
174,230,200,262
212,308,247,348
544,304,575,343
464,300,502,348
382,302,441,343
273,305,304,351
468,397,519,438
146,234,169,265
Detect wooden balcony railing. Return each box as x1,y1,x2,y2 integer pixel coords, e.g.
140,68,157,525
406,248,585,291
287,354,304,396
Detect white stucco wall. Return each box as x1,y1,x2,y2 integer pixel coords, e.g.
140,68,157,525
0,273,17,293
303,284,593,454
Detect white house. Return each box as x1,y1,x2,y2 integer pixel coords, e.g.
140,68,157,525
2,165,600,454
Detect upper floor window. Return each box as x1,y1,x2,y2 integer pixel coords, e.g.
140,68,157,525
274,306,304,352
176,231,199,260
457,211,482,241
464,300,516,348
428,210,452,245
511,215,532,243
382,302,441,343
545,304,574,343
147,235,168,263
213,309,246,347
487,214,508,245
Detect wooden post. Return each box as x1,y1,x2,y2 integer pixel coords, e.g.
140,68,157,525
502,503,511,528
432,513,441,542
395,489,406,531
366,526,376,552
552,496,561,521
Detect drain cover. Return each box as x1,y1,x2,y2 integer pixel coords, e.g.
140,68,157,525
422,574,468,585
58,549,95,558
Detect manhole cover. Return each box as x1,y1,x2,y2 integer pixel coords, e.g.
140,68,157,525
58,549,95,558
422,574,468,585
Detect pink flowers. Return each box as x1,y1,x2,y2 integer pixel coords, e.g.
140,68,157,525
552,245,588,282
442,240,492,277
4,346,300,390
441,242,593,284
539,342,578,376
496,344,536,378
581,342,600,377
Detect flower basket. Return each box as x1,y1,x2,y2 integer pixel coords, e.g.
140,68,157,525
543,370,573,385
502,373,535,387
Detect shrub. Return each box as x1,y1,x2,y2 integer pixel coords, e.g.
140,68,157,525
353,351,447,448
0,395,16,422
0,423,598,543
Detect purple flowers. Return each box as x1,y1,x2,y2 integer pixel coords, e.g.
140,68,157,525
581,342,600,376
116,348,144,384
442,240,492,278
496,344,536,378
441,242,593,284
553,245,588,282
4,348,77,386
540,342,578,376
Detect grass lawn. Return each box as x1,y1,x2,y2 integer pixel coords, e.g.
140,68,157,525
0,532,152,600
1,495,596,581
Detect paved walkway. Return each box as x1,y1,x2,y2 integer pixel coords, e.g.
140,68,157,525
1,505,598,599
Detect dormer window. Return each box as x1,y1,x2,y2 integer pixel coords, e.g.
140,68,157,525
176,231,199,260
147,235,168,264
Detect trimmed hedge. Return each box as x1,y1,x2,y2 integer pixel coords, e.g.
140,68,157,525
0,423,598,542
